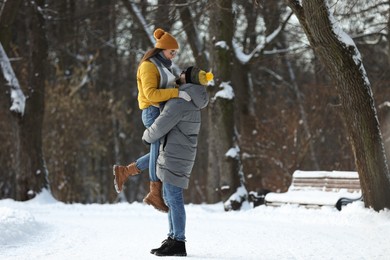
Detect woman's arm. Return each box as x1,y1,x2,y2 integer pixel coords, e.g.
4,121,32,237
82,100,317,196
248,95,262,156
139,62,179,103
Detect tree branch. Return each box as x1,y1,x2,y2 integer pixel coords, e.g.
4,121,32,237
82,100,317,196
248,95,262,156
120,0,154,47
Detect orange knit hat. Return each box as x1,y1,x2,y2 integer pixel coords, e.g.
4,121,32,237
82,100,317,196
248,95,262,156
154,28,179,50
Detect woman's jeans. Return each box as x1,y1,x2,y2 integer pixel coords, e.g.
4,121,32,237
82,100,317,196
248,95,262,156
135,106,160,182
163,182,186,242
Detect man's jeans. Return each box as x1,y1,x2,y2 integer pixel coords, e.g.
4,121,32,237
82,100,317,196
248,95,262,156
163,182,186,242
135,106,160,182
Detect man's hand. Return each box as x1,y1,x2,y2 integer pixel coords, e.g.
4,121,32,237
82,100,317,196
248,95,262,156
178,91,191,101
142,139,150,146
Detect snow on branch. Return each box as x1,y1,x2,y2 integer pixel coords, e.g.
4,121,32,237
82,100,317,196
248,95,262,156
233,25,282,65
131,2,154,45
225,146,240,159
120,0,155,46
326,1,371,88
0,43,26,116
223,185,248,211
379,101,390,110
234,11,293,65
212,81,234,101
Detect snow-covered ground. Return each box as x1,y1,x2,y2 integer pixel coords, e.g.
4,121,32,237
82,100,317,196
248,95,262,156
1,190,389,260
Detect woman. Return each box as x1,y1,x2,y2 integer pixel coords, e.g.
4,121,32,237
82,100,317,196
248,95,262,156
142,67,213,256
113,28,191,212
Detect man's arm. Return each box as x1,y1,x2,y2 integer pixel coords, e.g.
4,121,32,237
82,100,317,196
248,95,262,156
142,101,183,144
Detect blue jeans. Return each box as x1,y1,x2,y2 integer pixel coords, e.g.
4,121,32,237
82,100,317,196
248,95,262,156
135,106,160,182
163,182,186,242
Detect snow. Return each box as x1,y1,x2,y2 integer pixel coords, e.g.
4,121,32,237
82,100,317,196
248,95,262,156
326,1,371,89
233,11,290,65
215,41,229,50
233,40,250,64
1,189,390,260
265,170,362,206
213,82,235,100
379,101,390,109
293,170,358,179
0,43,26,115
225,146,239,159
224,185,248,210
265,190,361,207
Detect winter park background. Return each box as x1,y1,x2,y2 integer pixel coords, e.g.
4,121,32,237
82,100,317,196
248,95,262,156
2,1,390,259
3,0,390,206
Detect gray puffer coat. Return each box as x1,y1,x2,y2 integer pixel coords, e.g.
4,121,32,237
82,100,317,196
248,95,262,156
142,83,209,189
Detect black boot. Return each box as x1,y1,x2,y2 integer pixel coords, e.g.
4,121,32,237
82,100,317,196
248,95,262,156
154,239,187,257
150,237,173,254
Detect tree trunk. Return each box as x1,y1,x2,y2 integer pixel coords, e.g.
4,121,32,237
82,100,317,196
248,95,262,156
207,0,239,204
0,0,47,200
0,0,22,52
388,3,390,67
15,0,48,200
176,1,209,203
155,0,173,31
0,0,23,199
263,0,319,170
121,0,154,47
0,43,21,198
287,0,390,211
177,0,209,68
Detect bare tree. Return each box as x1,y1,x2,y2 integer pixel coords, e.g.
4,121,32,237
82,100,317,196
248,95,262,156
0,0,22,52
207,0,240,204
0,0,48,200
0,0,24,199
177,0,209,68
388,3,390,66
286,0,390,211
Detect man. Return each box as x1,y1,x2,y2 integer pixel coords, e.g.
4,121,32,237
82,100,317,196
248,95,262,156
142,67,213,257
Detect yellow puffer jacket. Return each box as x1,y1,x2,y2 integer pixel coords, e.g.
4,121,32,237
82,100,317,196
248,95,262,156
137,60,179,110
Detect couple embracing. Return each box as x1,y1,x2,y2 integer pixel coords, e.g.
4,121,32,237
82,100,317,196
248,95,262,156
113,28,213,257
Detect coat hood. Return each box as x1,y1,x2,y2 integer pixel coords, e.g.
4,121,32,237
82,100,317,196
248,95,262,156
180,83,209,109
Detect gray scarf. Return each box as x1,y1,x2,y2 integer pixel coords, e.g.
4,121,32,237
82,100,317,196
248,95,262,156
149,53,176,89
155,52,172,69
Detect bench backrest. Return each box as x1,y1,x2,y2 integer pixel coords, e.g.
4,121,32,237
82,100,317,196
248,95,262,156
289,170,361,192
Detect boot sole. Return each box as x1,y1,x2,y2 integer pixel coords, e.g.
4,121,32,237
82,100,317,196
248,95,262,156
155,252,187,257
143,198,169,213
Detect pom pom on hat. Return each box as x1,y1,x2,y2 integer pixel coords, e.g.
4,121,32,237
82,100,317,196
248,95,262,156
154,28,179,50
199,71,214,85
185,66,214,86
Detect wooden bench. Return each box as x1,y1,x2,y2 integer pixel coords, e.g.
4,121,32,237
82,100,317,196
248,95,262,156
264,170,362,210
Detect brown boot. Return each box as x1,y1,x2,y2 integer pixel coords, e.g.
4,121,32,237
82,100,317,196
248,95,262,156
143,181,169,213
113,162,141,193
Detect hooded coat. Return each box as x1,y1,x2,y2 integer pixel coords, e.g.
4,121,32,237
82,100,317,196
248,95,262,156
142,83,209,189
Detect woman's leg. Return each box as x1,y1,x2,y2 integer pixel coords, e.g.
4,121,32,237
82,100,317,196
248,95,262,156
141,106,168,212
141,106,160,181
134,153,149,172
113,106,159,194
